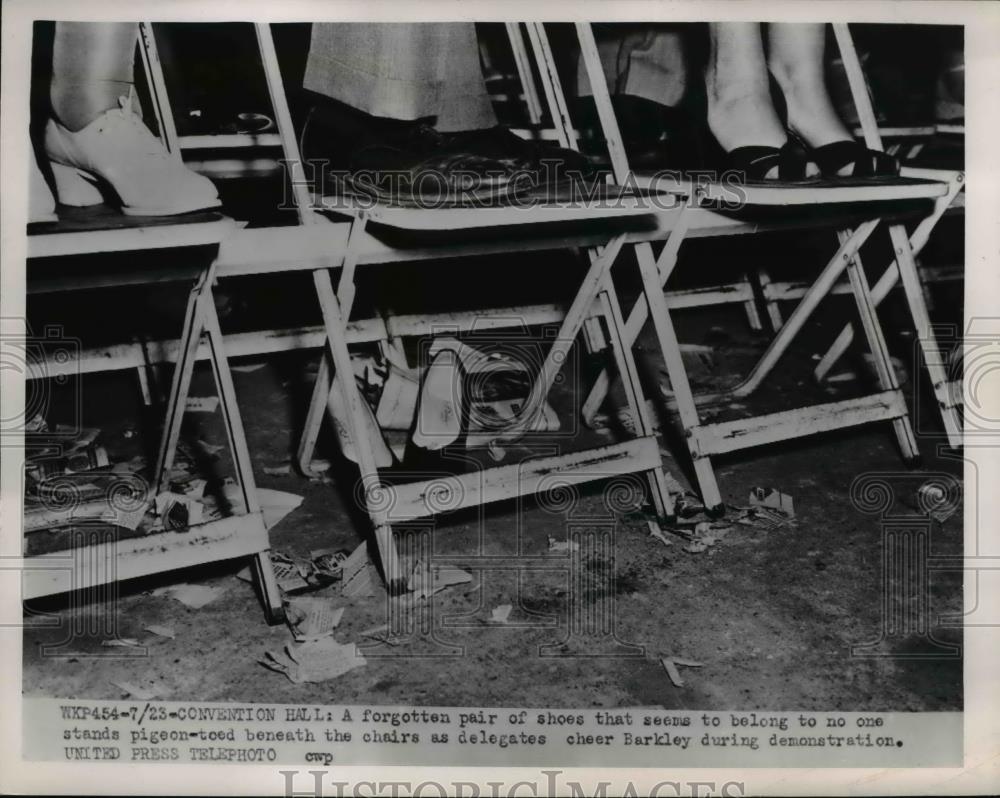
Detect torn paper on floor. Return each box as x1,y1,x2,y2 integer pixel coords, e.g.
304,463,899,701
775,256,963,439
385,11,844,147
661,657,685,687
548,536,580,554
407,560,473,601
101,638,141,648
749,487,795,518
152,583,225,609
683,522,733,554
341,542,379,598
154,491,204,532
490,604,513,624
263,463,292,476
257,488,305,530
185,396,220,413
143,625,176,640
285,596,345,642
260,638,365,683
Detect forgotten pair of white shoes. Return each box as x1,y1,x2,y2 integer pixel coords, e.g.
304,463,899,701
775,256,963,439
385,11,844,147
329,338,561,467
38,93,220,217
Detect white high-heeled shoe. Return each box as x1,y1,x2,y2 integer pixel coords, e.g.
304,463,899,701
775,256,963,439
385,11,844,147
29,148,57,223
45,92,220,216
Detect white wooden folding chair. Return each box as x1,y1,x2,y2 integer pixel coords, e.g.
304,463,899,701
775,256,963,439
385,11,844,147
248,23,691,592
24,214,284,623
520,22,954,513
502,23,766,333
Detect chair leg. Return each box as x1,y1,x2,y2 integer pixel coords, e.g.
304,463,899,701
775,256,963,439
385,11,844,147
839,231,921,464
633,243,724,513
296,351,333,476
153,266,211,493
886,223,963,447
312,268,406,593
598,280,677,524
756,268,786,331
741,274,765,331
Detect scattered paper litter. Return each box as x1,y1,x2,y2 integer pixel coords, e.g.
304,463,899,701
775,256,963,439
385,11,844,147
143,625,176,640
490,604,513,624
258,488,305,530
270,552,312,593
263,464,292,476
826,371,858,384
185,396,220,413
661,657,685,687
547,536,580,554
749,487,795,519
152,583,225,609
101,638,141,648
683,522,732,554
341,542,379,598
173,477,207,500
285,596,345,642
671,657,704,668
232,362,267,373
408,560,473,600
649,527,674,547
260,638,365,684
154,491,204,531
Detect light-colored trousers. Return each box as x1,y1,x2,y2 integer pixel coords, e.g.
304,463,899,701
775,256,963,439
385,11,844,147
304,23,497,131
303,23,688,132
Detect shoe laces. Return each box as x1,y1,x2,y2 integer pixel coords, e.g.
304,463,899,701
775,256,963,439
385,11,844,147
99,89,173,161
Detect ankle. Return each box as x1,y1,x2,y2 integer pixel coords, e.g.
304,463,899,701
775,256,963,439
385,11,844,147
50,80,135,132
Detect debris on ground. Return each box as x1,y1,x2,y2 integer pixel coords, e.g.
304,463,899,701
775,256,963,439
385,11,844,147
825,370,859,384
285,596,346,642
268,552,312,593
143,625,176,640
101,638,141,648
683,522,733,554
340,543,380,598
661,657,685,687
749,487,795,519
263,463,292,476
184,396,220,413
239,548,348,594
490,604,513,624
407,560,473,601
648,527,674,547
548,536,580,554
310,548,349,584
660,655,703,687
154,491,204,531
172,476,207,500
152,583,225,609
257,488,305,529
231,362,267,373
260,638,365,684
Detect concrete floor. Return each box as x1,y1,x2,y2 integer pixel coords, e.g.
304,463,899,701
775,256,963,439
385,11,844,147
22,306,964,712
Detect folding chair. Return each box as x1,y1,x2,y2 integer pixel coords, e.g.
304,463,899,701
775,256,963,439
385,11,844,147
24,213,284,622
520,22,954,513
21,23,285,622
246,23,691,593
502,23,768,333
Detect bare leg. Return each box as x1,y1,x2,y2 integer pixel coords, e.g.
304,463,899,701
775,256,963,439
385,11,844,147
767,22,853,150
50,23,139,131
706,24,786,153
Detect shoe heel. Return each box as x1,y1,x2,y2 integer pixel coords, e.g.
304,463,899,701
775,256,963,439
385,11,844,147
50,162,104,207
